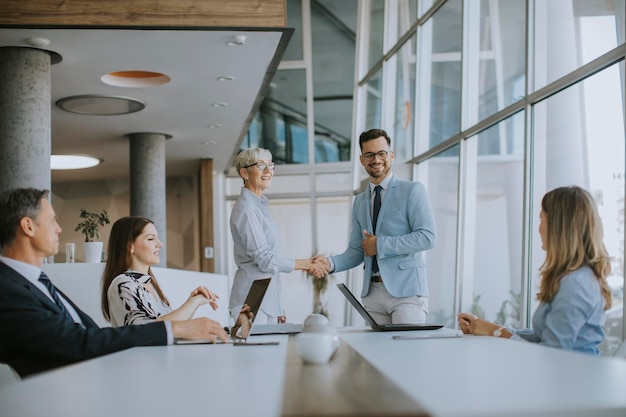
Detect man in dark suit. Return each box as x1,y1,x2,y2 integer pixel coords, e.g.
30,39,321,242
0,188,228,378
313,129,436,324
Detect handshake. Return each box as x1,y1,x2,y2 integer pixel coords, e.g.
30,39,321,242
301,256,331,279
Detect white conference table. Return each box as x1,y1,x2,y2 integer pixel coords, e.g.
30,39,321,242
2,328,626,417
341,329,626,417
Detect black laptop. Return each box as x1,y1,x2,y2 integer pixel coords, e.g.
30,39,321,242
175,277,274,344
337,283,443,331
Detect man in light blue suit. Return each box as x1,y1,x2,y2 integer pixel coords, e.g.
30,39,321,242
314,129,436,324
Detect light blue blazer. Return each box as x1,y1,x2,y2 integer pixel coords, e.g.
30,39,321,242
331,175,436,298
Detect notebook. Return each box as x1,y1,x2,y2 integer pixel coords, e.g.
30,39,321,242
336,283,443,331
175,277,274,345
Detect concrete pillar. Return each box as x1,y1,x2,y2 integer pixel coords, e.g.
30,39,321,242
128,132,170,267
0,47,60,192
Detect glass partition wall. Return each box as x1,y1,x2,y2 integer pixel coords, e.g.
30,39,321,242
221,0,626,353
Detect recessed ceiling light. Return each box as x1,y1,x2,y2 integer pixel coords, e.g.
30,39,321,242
208,124,222,128
25,37,50,48
227,35,246,46
102,71,170,87
56,95,146,115
218,76,235,81
212,102,228,107
51,155,101,170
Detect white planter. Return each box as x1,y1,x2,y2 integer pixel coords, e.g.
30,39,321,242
83,241,103,263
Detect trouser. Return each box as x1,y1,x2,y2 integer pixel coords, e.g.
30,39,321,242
362,281,428,324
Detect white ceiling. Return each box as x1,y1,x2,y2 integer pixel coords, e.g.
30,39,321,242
0,26,292,183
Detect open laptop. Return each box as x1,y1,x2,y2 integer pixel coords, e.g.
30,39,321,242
337,283,443,331
176,277,276,345
232,278,303,336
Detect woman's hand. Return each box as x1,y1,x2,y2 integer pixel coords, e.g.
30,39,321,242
188,286,219,311
457,313,476,334
458,313,504,337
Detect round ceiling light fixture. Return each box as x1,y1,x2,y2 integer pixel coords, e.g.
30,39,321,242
101,70,171,87
51,155,101,170
227,35,247,46
56,94,146,115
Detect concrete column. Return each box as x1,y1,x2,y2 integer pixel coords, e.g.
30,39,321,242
128,132,170,267
0,47,58,192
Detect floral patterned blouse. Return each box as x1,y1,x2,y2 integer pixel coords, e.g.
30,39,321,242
107,270,171,327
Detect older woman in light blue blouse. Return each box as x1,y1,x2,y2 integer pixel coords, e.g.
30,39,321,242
458,186,613,355
230,148,321,324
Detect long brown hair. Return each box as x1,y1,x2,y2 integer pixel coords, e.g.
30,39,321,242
101,216,170,322
538,186,612,309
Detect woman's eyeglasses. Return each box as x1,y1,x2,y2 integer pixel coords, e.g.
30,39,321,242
362,150,390,161
243,161,276,171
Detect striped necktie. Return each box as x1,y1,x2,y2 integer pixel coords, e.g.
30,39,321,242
38,272,73,322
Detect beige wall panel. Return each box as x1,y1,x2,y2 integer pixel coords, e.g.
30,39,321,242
52,176,200,271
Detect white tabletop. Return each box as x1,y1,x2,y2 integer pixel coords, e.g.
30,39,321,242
0,335,288,417
2,329,626,417
339,328,626,417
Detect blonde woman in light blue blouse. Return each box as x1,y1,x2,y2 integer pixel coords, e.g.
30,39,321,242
458,186,612,355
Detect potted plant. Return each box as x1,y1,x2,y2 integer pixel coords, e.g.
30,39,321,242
74,208,110,263
307,252,334,318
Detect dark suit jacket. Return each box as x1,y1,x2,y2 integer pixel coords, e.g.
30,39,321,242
0,262,167,377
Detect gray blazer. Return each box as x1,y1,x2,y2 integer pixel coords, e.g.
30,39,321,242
331,174,436,298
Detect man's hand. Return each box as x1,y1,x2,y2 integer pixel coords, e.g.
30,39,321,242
171,317,229,343
361,230,377,257
309,255,330,278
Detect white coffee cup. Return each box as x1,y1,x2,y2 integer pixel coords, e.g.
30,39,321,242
296,332,336,364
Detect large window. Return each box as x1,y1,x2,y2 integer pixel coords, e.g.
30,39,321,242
534,0,625,90
475,0,526,123
393,34,416,161
419,145,459,327
364,69,383,132
464,113,525,327
420,0,463,148
312,0,357,163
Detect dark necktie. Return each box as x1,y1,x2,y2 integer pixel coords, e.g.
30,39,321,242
38,272,73,322
372,185,382,273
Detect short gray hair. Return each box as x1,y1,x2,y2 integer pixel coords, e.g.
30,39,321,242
235,147,273,175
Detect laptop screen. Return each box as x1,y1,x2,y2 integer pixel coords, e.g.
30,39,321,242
231,277,271,339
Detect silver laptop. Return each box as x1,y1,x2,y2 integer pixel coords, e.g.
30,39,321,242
337,283,443,331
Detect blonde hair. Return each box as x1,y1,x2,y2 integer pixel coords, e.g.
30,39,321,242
538,186,612,310
235,147,273,175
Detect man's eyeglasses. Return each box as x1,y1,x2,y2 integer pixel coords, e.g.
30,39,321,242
362,150,390,161
243,161,276,171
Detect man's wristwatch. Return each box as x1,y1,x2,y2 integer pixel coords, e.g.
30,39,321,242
493,326,505,337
